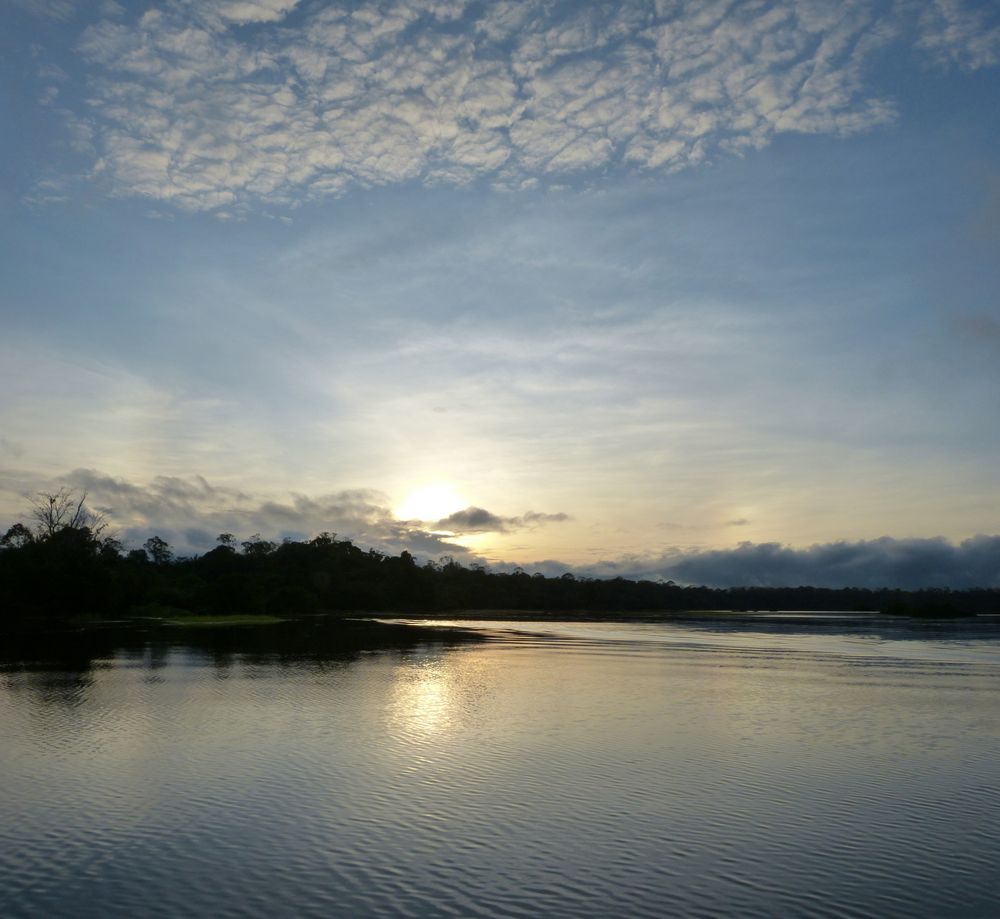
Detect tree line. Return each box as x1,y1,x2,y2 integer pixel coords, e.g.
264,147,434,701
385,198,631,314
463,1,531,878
2,490,996,621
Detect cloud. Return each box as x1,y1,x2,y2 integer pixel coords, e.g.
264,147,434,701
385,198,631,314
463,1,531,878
42,0,995,213
203,0,301,25
10,0,78,19
35,468,474,560
917,0,1000,70
1,466,568,555
434,506,507,533
953,312,1000,352
0,439,27,460
530,536,1000,589
433,506,570,534
4,470,996,588
520,511,571,526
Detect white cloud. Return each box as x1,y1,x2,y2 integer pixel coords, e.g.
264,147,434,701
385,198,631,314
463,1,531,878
26,0,993,212
212,0,300,25
10,0,78,19
917,0,1000,69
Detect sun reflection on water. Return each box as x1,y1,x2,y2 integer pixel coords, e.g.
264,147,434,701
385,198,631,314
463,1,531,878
389,657,454,737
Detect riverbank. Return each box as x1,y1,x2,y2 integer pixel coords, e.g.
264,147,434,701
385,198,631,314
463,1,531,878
3,605,994,639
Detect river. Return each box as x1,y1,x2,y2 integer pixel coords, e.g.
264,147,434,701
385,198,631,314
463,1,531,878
1,614,998,917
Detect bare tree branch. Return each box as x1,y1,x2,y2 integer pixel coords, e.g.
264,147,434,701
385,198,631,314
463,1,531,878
25,488,108,540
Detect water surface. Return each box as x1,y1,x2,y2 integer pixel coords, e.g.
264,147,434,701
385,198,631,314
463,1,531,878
2,615,999,917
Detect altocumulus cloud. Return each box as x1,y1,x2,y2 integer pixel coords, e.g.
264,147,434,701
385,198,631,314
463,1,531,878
28,0,996,213
11,0,78,19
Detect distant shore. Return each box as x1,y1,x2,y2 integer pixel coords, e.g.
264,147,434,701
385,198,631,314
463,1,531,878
4,607,994,641
4,517,997,626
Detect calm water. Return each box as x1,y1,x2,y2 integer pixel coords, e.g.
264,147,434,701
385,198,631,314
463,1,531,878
2,615,1000,918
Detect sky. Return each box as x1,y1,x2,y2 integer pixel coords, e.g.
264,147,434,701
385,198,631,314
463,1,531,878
2,0,999,588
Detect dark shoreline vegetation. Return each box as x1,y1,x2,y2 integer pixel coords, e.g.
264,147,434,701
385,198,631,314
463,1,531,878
3,493,999,631
0,616,491,701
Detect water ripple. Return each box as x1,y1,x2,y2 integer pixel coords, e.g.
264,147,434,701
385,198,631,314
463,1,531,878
2,620,1000,917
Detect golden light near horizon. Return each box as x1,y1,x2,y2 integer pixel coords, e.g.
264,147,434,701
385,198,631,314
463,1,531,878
395,484,466,523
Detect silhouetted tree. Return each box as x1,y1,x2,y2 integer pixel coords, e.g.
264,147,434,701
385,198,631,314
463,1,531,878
26,488,107,540
241,534,276,558
1,523,34,549
144,536,173,565
2,488,999,623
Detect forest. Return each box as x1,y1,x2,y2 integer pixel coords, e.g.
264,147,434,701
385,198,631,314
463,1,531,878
2,490,997,622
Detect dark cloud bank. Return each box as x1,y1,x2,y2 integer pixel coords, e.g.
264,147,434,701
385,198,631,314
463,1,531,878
530,537,1000,590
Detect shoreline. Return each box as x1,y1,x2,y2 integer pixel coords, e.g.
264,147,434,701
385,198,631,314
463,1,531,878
1,606,993,635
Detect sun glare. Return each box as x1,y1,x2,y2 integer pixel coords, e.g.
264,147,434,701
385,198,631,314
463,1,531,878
395,484,465,523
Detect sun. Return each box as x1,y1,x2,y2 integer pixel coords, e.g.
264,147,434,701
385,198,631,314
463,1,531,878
395,484,466,523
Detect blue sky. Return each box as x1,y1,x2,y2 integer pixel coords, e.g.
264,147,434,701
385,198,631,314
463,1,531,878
2,0,999,587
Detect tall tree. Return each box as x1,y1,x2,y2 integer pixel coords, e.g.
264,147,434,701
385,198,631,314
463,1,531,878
26,488,107,540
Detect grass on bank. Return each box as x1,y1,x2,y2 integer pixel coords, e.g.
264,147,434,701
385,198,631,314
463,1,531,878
125,604,286,627
162,614,285,627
